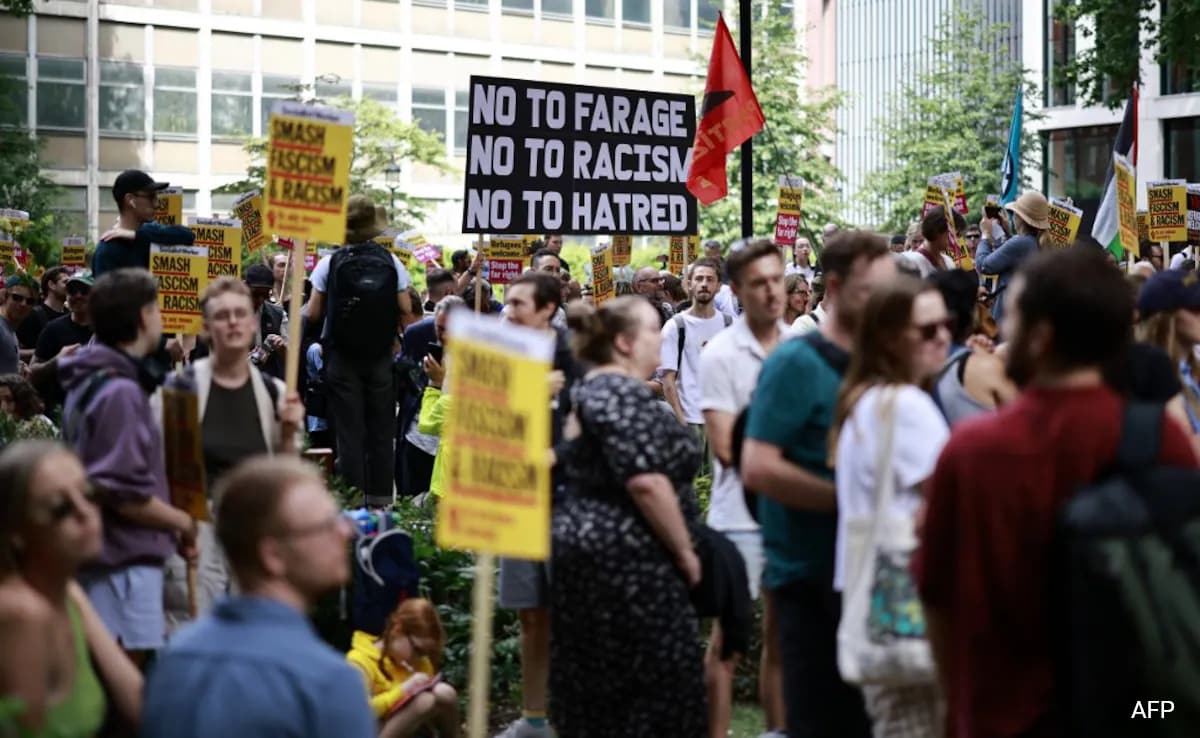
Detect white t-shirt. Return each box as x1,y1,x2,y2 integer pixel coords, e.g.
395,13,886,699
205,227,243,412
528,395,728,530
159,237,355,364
713,284,739,319
833,385,949,592
792,303,825,334
898,250,956,279
784,263,815,281
699,318,792,531
659,311,730,424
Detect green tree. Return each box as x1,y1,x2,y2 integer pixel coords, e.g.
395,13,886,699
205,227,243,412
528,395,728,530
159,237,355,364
859,4,1042,232
0,1,34,15
216,85,449,233
1055,0,1200,109
697,0,844,247
0,70,61,269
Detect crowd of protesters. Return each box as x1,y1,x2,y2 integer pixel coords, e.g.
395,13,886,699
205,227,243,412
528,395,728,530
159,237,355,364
2,164,1199,738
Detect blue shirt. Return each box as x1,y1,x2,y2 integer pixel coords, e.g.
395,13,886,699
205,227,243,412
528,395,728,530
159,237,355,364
141,596,374,738
975,233,1039,323
745,336,847,588
92,223,195,277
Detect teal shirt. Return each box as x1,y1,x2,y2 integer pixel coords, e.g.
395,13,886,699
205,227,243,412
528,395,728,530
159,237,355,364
745,336,846,589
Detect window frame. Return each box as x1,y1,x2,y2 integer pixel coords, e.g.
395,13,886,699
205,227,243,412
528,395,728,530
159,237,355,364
411,86,449,148
99,59,146,136
36,56,86,132
0,53,29,128
153,65,199,138
211,69,254,140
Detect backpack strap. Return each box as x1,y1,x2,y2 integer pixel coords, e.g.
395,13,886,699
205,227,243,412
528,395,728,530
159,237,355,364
258,367,281,421
63,369,114,444
673,314,686,377
722,313,733,328
1117,402,1163,471
798,331,849,374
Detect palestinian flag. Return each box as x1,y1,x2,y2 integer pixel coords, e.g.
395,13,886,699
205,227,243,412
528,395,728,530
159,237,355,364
1091,90,1138,260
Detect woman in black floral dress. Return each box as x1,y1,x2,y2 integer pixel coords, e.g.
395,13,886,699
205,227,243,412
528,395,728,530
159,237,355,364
551,296,707,738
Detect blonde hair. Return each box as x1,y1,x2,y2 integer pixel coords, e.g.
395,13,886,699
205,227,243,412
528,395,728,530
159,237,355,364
200,276,252,317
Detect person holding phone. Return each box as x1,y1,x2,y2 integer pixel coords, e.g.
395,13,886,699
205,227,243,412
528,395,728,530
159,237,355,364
417,297,465,499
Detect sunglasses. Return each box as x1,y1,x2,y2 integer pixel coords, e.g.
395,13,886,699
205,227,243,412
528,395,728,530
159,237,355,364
6,293,32,305
40,487,100,524
914,318,954,341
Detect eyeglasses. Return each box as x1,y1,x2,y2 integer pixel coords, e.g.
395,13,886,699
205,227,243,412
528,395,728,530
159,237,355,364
277,512,352,540
914,318,954,341
37,487,99,525
6,293,31,305
637,277,665,285
789,288,810,297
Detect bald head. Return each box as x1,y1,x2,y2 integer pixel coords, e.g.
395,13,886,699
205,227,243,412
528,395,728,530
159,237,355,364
632,266,664,298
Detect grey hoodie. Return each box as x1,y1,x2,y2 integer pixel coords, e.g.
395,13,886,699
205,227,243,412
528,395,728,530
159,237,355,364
60,343,174,569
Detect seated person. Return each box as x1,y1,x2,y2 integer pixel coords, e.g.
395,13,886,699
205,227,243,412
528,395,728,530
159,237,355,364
346,598,459,738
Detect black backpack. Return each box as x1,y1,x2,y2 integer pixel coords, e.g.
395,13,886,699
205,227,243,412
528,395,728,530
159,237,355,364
1056,403,1200,737
328,242,399,359
731,331,849,522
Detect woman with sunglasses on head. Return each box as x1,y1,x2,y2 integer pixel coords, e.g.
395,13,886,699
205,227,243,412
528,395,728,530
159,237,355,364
0,441,144,737
828,278,953,737
784,273,811,325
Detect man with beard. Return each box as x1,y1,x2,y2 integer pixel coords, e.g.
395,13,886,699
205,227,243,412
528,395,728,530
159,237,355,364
741,231,895,738
699,240,790,738
914,248,1198,738
661,258,732,467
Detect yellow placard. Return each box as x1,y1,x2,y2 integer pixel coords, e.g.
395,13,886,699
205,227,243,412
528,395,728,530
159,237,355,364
486,238,525,260
1146,180,1187,243
484,238,526,285
668,235,699,275
436,312,553,560
62,237,86,268
232,191,268,253
1045,199,1083,248
774,175,803,246
155,187,183,226
162,385,209,522
1,209,30,269
1114,153,1139,257
191,217,242,281
611,235,632,266
591,245,615,306
151,243,208,335
265,102,354,243
1137,211,1149,245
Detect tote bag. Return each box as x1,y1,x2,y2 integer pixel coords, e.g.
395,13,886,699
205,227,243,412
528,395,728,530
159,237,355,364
837,386,936,686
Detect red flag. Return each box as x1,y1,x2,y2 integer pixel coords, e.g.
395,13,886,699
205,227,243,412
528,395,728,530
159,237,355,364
686,13,765,206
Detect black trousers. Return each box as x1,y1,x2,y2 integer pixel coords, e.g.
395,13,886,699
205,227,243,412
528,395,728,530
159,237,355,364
771,577,872,738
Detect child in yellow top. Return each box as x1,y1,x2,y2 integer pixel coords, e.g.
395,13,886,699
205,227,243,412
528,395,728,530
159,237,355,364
346,598,460,738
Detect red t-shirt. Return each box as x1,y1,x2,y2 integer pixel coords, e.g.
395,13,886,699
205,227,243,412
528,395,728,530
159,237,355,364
912,385,1198,738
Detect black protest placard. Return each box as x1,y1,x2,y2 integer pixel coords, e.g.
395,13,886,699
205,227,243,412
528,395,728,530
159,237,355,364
463,76,697,236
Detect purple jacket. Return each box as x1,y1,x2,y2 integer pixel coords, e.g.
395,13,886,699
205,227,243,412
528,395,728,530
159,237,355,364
60,343,174,569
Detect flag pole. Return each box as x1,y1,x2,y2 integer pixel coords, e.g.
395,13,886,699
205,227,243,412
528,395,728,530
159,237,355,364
739,0,753,240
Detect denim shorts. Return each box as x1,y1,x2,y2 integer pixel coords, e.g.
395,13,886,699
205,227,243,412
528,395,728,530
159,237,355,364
79,564,166,650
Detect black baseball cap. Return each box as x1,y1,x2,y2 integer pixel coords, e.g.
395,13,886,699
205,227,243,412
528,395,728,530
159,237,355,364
112,169,168,206
244,264,275,288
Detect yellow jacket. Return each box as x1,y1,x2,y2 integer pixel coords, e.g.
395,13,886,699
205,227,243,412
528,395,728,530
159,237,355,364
418,386,452,497
345,630,436,718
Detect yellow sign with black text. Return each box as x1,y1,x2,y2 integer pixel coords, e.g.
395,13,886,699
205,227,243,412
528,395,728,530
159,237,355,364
232,191,268,253
1146,180,1187,243
436,312,554,560
151,243,207,334
154,188,183,226
265,102,354,243
191,217,242,280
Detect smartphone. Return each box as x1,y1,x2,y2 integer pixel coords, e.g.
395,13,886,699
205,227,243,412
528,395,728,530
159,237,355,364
427,343,444,363
984,205,1001,218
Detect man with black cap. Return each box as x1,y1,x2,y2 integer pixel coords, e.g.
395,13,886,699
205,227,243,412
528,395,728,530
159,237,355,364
304,194,414,506
93,169,196,277
29,270,95,413
244,264,288,381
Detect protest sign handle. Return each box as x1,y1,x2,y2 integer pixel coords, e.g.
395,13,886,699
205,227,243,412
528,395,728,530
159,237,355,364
187,564,198,618
467,552,496,738
284,239,306,394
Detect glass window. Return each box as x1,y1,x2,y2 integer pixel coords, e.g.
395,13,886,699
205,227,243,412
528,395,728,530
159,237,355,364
624,0,649,24
37,57,85,130
698,0,720,29
1165,117,1200,181
315,78,352,101
412,87,446,140
52,187,87,241
100,60,145,133
211,191,242,213
1045,0,1075,107
0,53,28,127
664,0,690,29
586,0,613,21
1041,124,1118,235
212,70,252,138
362,83,398,107
154,67,197,135
502,0,533,11
454,90,468,153
542,0,571,14
456,0,487,7
261,75,300,134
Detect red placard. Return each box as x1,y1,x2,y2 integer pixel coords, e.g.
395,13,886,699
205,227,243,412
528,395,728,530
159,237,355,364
774,213,799,247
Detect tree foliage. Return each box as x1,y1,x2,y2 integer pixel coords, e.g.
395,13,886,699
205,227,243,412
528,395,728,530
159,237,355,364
858,4,1042,232
697,0,844,246
0,1,34,16
1055,0,1200,109
216,85,449,233
0,73,62,269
